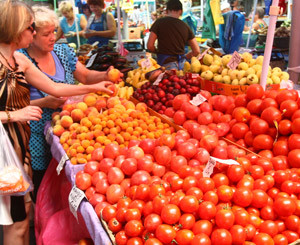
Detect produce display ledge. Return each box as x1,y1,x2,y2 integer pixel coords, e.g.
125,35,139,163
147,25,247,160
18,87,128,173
43,121,112,245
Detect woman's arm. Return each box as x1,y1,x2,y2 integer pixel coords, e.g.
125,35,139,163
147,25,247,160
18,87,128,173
79,14,87,37
186,38,200,59
0,106,42,123
73,61,109,84
56,26,64,42
30,96,67,109
147,32,157,53
84,13,116,38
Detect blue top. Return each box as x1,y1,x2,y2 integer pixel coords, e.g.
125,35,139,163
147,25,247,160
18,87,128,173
19,44,77,170
60,13,87,47
86,13,110,46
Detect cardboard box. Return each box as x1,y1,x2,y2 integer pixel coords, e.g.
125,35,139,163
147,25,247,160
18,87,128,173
128,27,141,39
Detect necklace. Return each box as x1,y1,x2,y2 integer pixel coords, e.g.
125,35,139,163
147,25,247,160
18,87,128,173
0,50,18,71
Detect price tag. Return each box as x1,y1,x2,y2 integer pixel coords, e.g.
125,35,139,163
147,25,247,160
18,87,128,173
203,157,217,177
85,53,97,68
86,50,93,57
210,157,240,165
190,94,207,106
141,58,152,69
198,48,210,60
45,127,53,144
153,72,165,85
69,185,86,221
191,73,200,79
227,51,242,70
56,154,69,175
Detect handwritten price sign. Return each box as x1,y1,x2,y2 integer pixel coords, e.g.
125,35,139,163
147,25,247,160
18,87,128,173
69,185,86,221
227,51,242,70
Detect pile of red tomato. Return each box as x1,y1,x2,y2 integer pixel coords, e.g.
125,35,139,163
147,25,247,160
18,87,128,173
74,84,300,245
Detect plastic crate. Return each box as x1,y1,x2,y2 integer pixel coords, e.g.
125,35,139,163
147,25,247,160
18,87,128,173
242,33,258,48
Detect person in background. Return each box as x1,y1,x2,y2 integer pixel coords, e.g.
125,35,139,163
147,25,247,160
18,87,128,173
55,1,87,47
147,0,200,70
130,5,141,27
0,1,112,244
221,1,231,13
82,4,92,21
18,6,115,200
84,0,116,46
244,7,267,31
150,11,158,25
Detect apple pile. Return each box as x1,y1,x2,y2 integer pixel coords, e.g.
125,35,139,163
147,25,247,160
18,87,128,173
75,125,300,244
133,74,200,114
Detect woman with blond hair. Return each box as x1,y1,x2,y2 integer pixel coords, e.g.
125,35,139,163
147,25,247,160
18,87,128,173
19,5,116,201
56,1,87,47
0,1,112,244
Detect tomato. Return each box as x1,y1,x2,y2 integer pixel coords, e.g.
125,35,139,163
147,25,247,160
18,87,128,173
278,120,292,135
198,177,215,193
152,195,169,214
149,184,165,200
225,165,244,183
256,158,273,173
276,90,298,105
211,229,232,245
144,238,162,245
233,107,251,122
245,224,256,240
108,217,122,233
259,220,278,237
127,237,143,245
261,107,282,126
85,186,96,200
198,201,216,220
75,172,92,191
186,187,203,200
89,193,105,207
281,231,299,243
215,209,235,229
261,98,278,111
251,189,268,208
124,208,141,222
107,167,124,185
250,119,269,136
253,134,274,150
233,187,253,207
274,197,296,217
170,156,187,173
288,134,300,151
231,122,249,139
91,171,107,186
273,234,288,245
198,112,213,125
292,118,300,134
237,176,254,190
144,214,162,232
94,202,109,218
235,94,248,107
284,215,300,232
230,225,246,245
216,185,233,202
212,173,229,187
199,134,219,152
179,214,196,230
124,220,143,237
115,230,128,245
175,229,195,245
289,149,300,168
247,99,262,115
137,156,154,173
106,184,124,204
155,224,176,244
103,143,120,159
246,84,264,100
192,220,213,236
234,209,250,226
252,233,275,245
260,205,276,220
191,234,211,245
102,205,117,222
161,204,181,224
203,190,219,205
182,176,198,191
84,161,100,176
153,146,172,166
130,170,151,186
280,100,298,118
177,142,197,159
179,195,199,213
99,158,115,174
271,157,288,170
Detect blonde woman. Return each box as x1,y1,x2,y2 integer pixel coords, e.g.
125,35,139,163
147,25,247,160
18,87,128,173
56,1,87,47
0,1,112,244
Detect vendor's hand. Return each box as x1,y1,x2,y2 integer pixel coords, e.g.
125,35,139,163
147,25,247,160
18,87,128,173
65,31,76,37
45,96,67,109
92,81,114,94
11,106,43,122
83,30,96,39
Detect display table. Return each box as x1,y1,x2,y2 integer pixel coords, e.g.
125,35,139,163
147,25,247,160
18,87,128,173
35,122,111,245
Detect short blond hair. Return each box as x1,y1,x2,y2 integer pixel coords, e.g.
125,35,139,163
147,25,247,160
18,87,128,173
58,1,73,13
32,6,59,29
0,0,34,44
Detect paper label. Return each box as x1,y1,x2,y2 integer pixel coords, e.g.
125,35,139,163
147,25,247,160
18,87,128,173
210,157,240,165
203,158,217,177
141,58,152,68
85,53,97,68
198,48,210,60
86,50,93,57
153,72,165,85
56,154,69,175
69,185,86,221
227,51,242,70
190,94,207,106
45,127,53,144
280,80,294,90
191,73,200,79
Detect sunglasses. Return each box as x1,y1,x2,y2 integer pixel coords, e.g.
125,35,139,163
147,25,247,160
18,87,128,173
27,22,36,33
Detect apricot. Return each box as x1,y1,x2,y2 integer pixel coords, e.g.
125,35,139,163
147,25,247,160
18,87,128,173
83,94,97,107
61,115,73,129
76,102,88,112
107,68,121,83
53,124,64,136
71,109,85,122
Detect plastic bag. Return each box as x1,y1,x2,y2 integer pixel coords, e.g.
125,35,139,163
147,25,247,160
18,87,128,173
0,121,33,196
202,0,216,39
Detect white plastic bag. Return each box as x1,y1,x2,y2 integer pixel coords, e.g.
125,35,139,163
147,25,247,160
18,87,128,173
0,121,33,196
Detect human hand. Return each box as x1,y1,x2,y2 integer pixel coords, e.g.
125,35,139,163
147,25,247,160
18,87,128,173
92,81,114,95
83,30,96,38
45,96,67,109
65,31,76,37
11,106,43,122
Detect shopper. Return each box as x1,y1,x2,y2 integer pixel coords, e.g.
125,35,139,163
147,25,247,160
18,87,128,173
244,7,267,31
82,4,92,21
0,1,112,244
84,0,116,46
147,0,200,70
18,5,115,201
56,1,88,47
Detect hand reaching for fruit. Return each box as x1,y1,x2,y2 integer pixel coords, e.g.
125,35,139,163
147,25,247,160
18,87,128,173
107,67,124,83
93,81,114,95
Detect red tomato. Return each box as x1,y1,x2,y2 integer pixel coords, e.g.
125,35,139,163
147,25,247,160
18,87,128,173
250,119,269,135
245,224,256,240
186,187,203,200
75,172,92,191
107,167,124,185
247,99,262,115
179,214,196,230
153,146,172,166
124,220,144,237
274,197,296,217
144,238,162,245
115,230,128,245
137,156,154,173
192,220,213,236
246,84,264,100
261,107,282,126
99,158,114,174
284,215,300,232
91,171,107,187
130,170,151,186
103,143,120,159
177,142,197,159
144,214,162,232
252,233,275,245
253,134,274,150
288,134,300,151
89,193,105,207
234,209,250,226
230,225,246,245
102,205,117,222
211,229,232,245
216,185,233,202
227,165,245,183
85,186,96,200
261,98,278,111
276,90,298,105
175,229,195,245
198,177,215,193
251,189,268,208
199,134,219,152
280,100,298,118
215,209,235,229
179,195,199,213
281,230,299,243
191,234,211,245
203,191,218,205
233,107,251,122
198,201,216,220
106,184,124,204
288,149,300,168
259,220,278,237
127,237,143,245
292,118,300,134
235,94,248,107
108,217,122,233
161,204,181,224
155,224,176,244
273,234,288,245
212,173,229,187
84,161,99,176
231,122,249,139
233,187,253,207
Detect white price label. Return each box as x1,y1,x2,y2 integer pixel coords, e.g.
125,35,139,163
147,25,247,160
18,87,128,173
141,58,152,69
190,94,207,106
86,50,93,57
56,154,69,175
210,157,240,165
227,51,242,70
153,72,165,85
69,185,86,221
85,53,97,68
198,48,210,60
203,157,217,177
45,127,53,144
